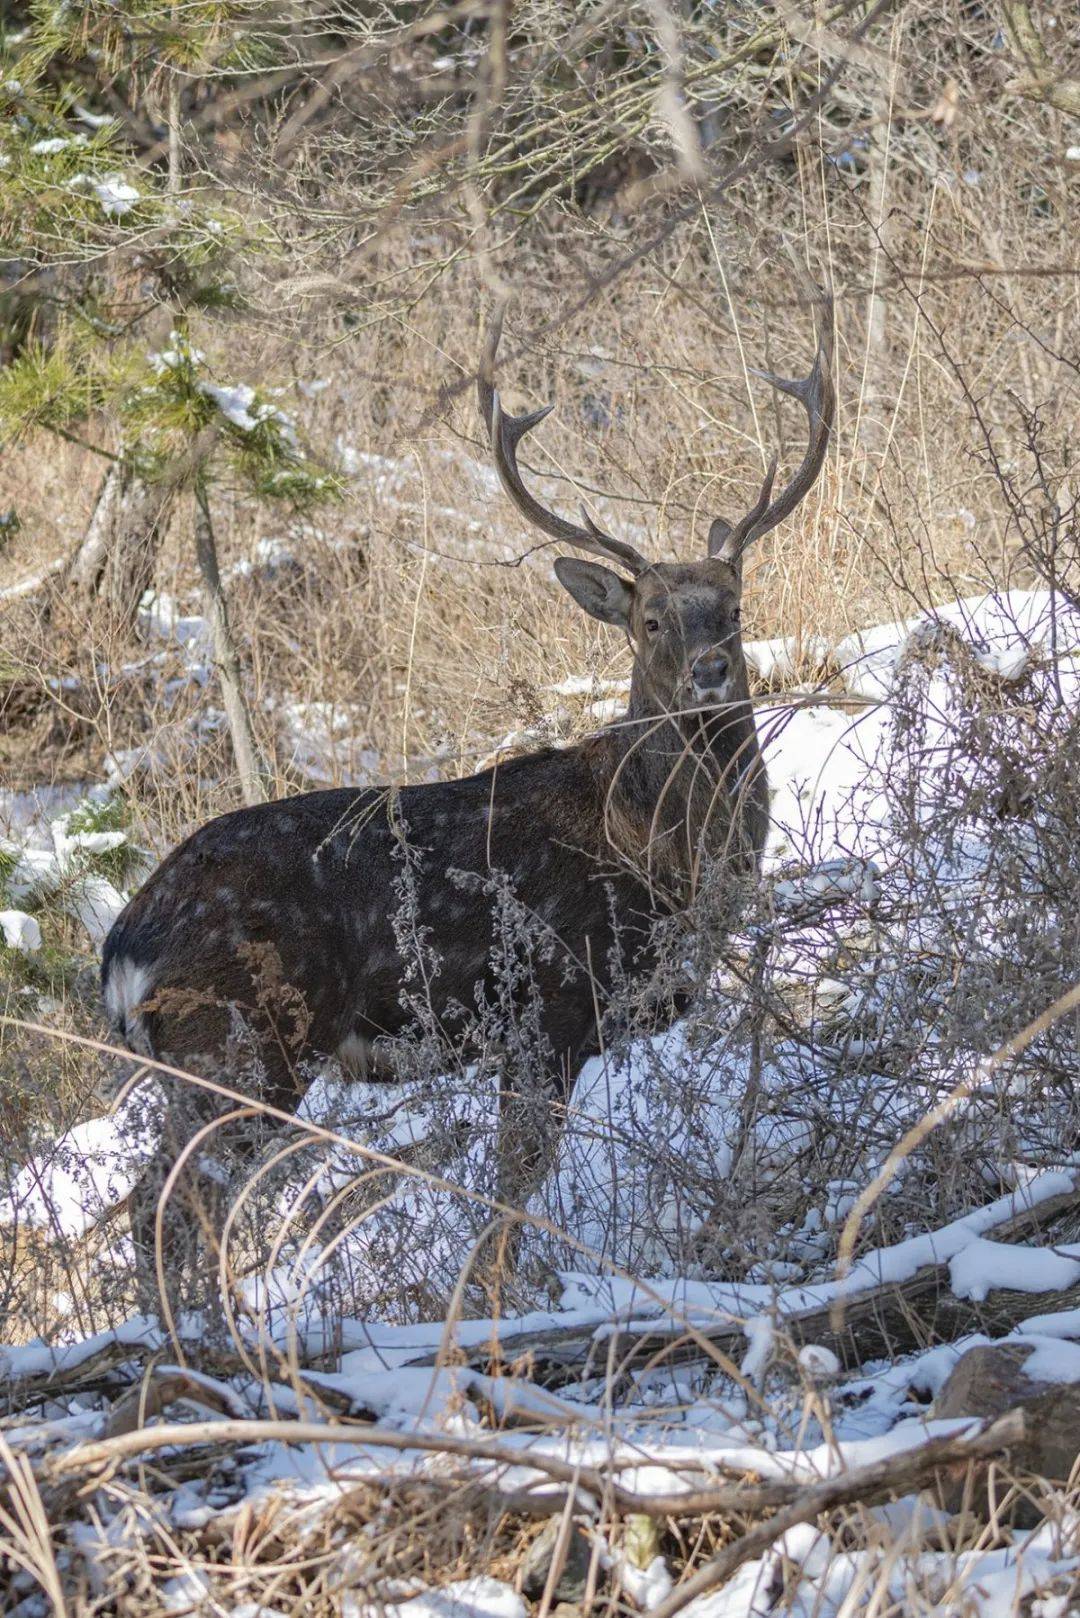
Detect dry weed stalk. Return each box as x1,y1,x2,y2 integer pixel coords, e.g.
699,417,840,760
3,4,1080,1610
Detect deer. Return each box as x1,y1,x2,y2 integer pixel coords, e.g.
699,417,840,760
102,291,835,1303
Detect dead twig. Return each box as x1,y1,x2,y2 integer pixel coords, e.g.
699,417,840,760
34,1407,1029,1534
649,1410,1028,1618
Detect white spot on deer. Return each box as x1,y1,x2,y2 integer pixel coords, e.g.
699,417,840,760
336,1031,371,1076
103,957,155,1055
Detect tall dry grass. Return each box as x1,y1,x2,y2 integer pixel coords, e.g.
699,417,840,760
1,0,1078,1346
3,196,1076,838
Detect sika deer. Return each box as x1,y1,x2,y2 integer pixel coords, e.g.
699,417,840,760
102,293,834,1299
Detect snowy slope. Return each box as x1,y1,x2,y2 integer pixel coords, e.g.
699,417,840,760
4,588,1080,1615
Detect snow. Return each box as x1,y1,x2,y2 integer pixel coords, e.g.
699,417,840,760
739,1315,775,1383
95,173,140,215
743,634,826,683
0,1315,163,1382
196,377,296,442
199,379,273,431
798,1343,841,1379
1,1100,160,1239
546,673,631,699
151,339,208,373
68,170,141,216
1017,1338,1080,1385
226,535,298,580
0,908,41,951
0,796,134,948
138,590,210,649
759,697,887,871
161,1569,212,1612
0,553,67,600
74,104,114,130
61,870,127,944
146,334,298,446
847,588,1079,698
683,1531,1080,1618
274,700,381,787
773,855,881,910
351,1579,525,1618
51,816,128,866
1018,1306,1080,1341
529,1020,743,1273
5,583,1080,1611
620,1556,674,1611
742,588,1080,705
31,134,87,155
950,1238,1080,1303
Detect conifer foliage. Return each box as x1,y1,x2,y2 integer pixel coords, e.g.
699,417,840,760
1,4,335,793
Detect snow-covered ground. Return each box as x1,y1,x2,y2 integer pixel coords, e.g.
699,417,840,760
4,587,1080,1615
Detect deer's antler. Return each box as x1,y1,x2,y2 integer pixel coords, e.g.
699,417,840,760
478,305,650,576
709,289,835,563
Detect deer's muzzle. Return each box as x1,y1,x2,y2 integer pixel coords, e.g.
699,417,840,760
690,650,731,697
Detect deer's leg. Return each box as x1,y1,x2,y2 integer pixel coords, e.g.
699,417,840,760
126,998,306,1323
496,998,598,1215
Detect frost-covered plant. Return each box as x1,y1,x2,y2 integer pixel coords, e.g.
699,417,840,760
0,9,337,516
883,625,1080,1082
753,613,1080,1240
58,795,142,887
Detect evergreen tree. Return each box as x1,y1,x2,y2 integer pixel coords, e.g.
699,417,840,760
0,2,336,800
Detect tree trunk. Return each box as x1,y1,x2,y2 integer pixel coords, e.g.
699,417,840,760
68,460,175,631
192,482,270,806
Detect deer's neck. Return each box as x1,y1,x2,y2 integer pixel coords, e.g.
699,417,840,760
593,666,767,905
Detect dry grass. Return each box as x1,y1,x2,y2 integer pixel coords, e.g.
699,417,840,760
3,4,1080,1607
3,221,1074,826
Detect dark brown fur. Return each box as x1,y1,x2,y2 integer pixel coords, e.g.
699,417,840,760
104,565,767,1107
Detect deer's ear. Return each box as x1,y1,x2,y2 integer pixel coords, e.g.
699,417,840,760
707,515,745,567
554,557,633,628
707,516,733,557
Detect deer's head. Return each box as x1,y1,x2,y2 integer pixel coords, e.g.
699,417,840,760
478,294,834,726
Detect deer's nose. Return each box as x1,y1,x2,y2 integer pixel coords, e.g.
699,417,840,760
691,650,730,692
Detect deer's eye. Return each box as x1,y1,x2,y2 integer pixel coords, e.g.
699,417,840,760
732,607,742,625
644,617,661,637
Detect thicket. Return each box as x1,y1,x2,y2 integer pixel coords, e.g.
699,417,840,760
0,0,1076,1503
2,4,1080,1612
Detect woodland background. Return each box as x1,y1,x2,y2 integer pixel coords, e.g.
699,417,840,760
3,4,1080,1615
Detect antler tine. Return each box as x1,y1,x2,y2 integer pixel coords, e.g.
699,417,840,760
712,290,836,563
478,306,649,576
717,455,777,558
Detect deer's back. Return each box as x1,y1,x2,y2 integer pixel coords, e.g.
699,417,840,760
102,745,655,1071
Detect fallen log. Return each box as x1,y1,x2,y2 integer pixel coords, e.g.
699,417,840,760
6,1178,1080,1415
404,1172,1080,1386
